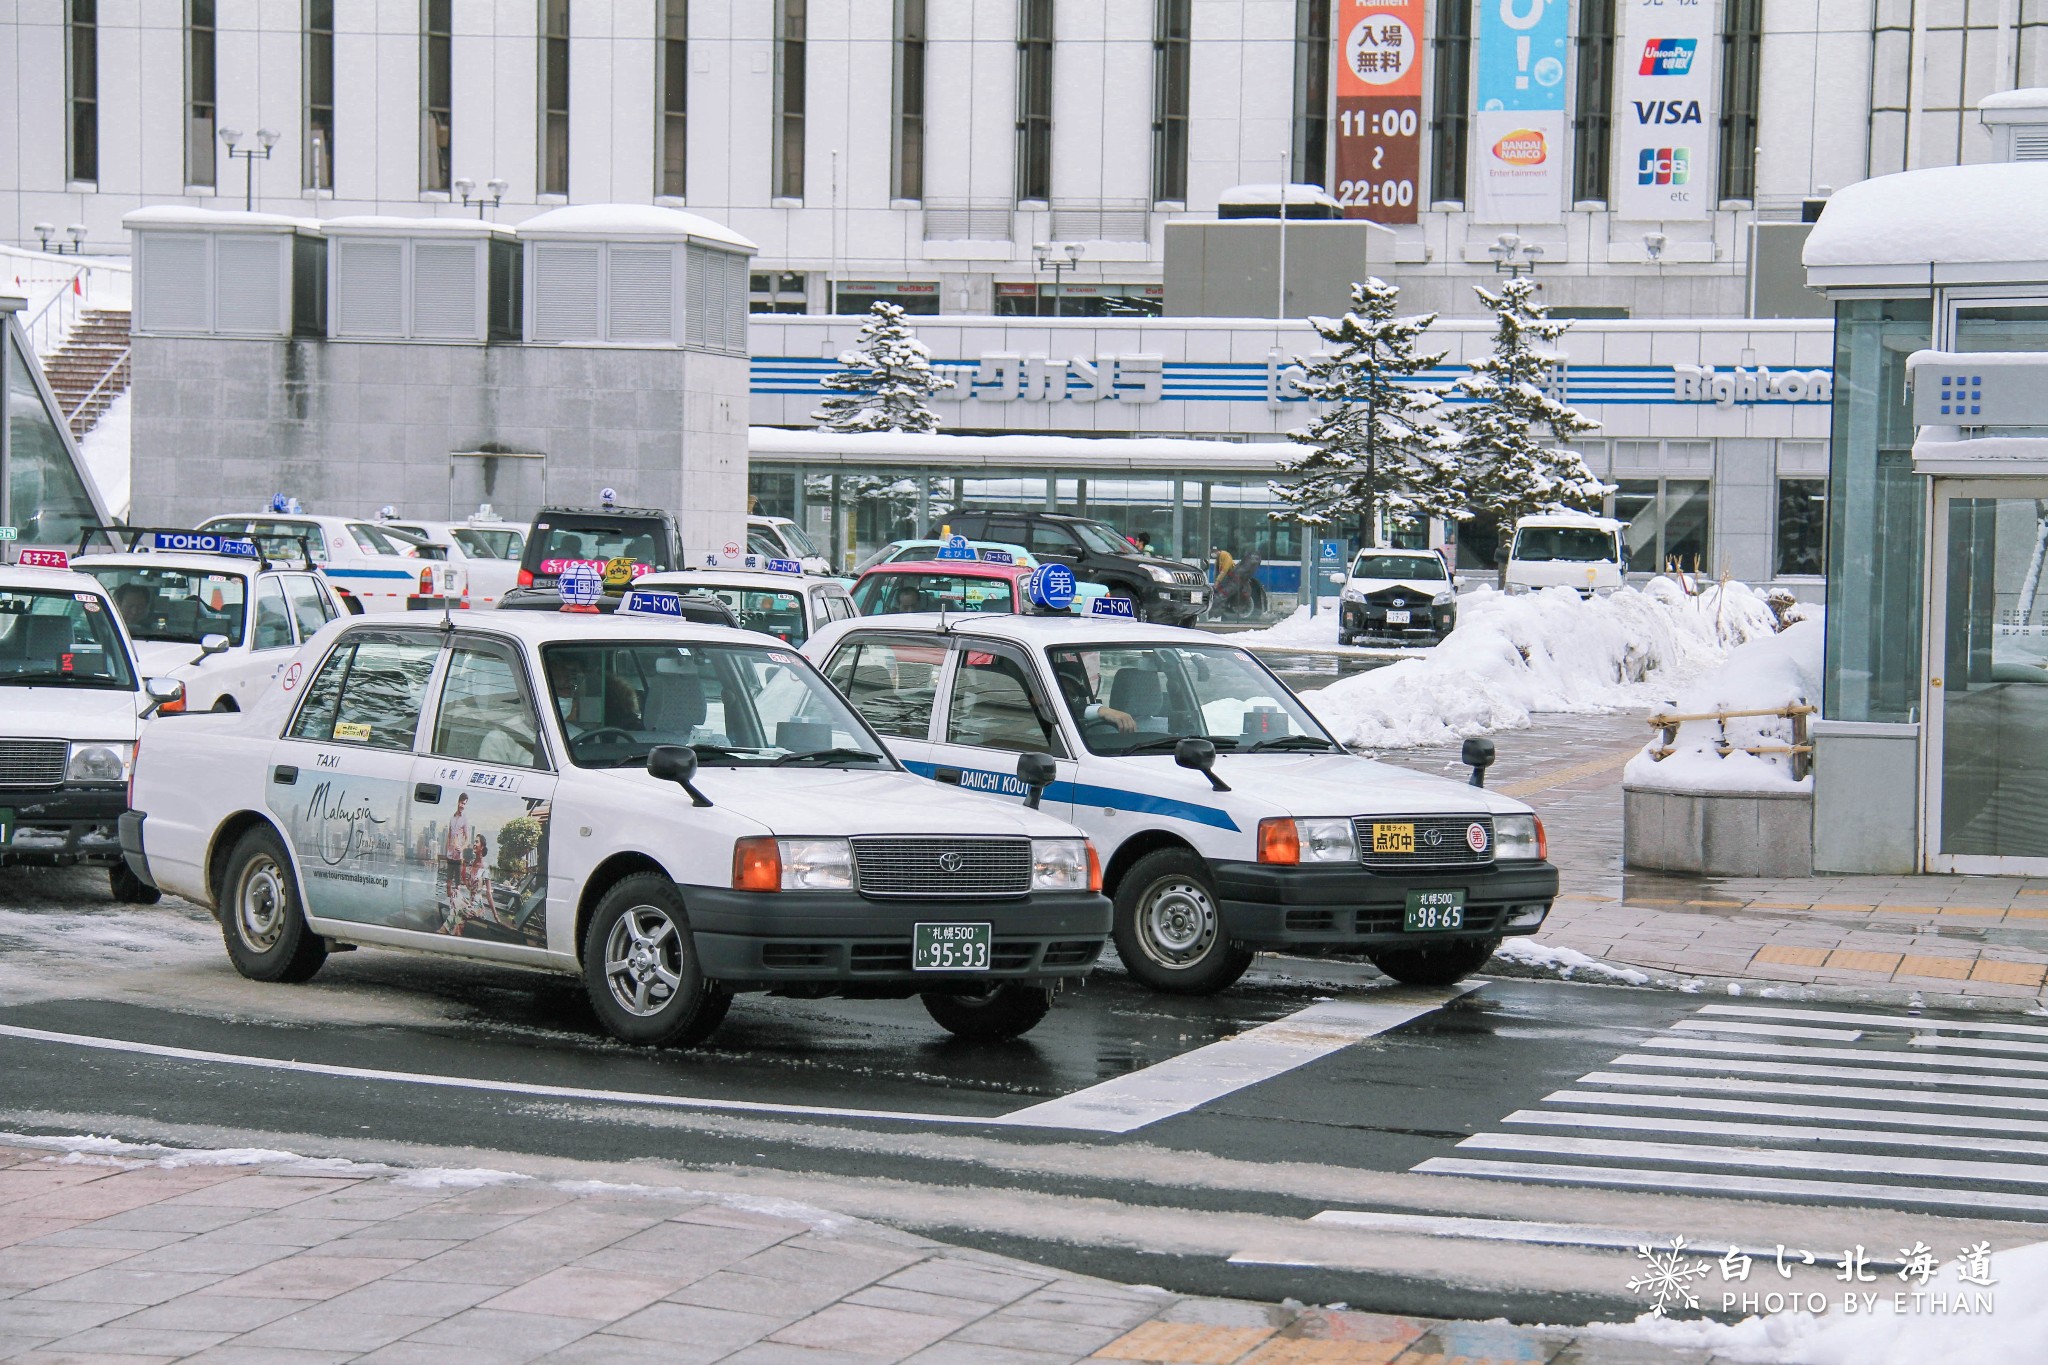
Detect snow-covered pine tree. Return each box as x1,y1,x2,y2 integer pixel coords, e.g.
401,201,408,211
1444,277,1610,527
1271,278,1461,547
811,300,956,433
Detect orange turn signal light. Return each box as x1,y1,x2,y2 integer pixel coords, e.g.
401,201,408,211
732,836,782,892
1535,816,1548,862
1086,842,1103,892
1256,817,1299,865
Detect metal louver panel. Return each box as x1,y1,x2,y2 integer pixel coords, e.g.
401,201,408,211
683,245,713,349
139,234,209,333
0,740,68,788
851,838,1033,898
1353,815,1497,871
605,245,674,341
411,242,478,338
722,252,750,353
2016,132,2048,161
333,239,405,338
531,243,602,341
214,235,285,335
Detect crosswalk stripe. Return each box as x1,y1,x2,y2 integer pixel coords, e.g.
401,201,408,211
1414,1158,2048,1215
1698,1004,2048,1038
1670,1020,1864,1042
1546,1086,2048,1133
1579,1069,2048,1111
1642,1037,2048,1077
1603,1052,2048,1094
1504,1108,2048,1159
1461,1131,2048,1187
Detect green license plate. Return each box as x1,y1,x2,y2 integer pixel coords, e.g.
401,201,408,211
1404,888,1467,932
914,922,992,971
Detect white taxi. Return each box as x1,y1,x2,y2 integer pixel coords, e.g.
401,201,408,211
634,565,856,646
0,553,183,903
380,512,526,609
72,529,346,712
197,511,466,612
804,609,1557,995
122,594,1110,1047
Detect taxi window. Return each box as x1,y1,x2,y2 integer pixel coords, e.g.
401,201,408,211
282,574,336,638
945,649,1065,756
1048,644,1332,757
252,581,295,650
287,635,439,750
347,523,411,556
432,639,545,769
453,528,522,559
853,572,1015,616
84,566,247,646
680,585,807,643
0,587,135,690
823,638,942,740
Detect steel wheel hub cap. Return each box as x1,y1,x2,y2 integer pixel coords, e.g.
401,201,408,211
1140,879,1215,966
237,860,286,951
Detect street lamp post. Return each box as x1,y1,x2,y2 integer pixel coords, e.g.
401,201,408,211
219,128,280,211
454,177,510,219
1031,241,1084,316
31,223,89,255
1486,232,1544,277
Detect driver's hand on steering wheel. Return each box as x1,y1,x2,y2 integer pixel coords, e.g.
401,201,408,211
1100,705,1137,733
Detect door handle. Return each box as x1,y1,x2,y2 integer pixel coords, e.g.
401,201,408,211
414,783,443,804
935,768,962,785
272,765,297,785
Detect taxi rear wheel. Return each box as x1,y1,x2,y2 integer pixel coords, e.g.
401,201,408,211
221,826,327,983
921,984,1052,1041
582,873,727,1047
1113,848,1254,996
1368,936,1500,987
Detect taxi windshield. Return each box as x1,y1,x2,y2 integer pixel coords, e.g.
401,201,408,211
540,641,890,770
1046,643,1336,757
1513,526,1618,563
81,566,247,646
0,587,136,690
453,528,522,559
1350,553,1445,581
677,585,808,643
854,571,1015,615
198,518,326,563
532,517,668,573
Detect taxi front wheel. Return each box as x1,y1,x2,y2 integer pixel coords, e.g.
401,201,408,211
921,984,1052,1041
220,826,328,983
1368,937,1500,987
1113,848,1254,996
582,873,729,1047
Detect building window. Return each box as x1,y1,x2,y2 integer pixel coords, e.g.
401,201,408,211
892,0,926,201
751,272,809,314
422,0,452,192
774,0,806,200
67,0,97,184
1572,0,1616,203
1151,0,1191,202
1016,0,1053,202
832,281,940,316
1289,0,1330,191
1611,478,1711,574
1719,0,1762,200
186,0,217,188
304,0,334,190
1428,0,1471,204
657,0,687,198
539,0,570,196
1776,477,1827,577
996,282,1164,318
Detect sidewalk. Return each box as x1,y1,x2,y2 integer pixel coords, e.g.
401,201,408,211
0,1139,1703,1365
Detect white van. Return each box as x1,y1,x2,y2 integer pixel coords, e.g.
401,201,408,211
1503,513,1626,596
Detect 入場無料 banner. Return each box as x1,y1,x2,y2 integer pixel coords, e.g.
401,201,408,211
1333,0,1425,224
1473,0,1570,224
1612,0,1717,220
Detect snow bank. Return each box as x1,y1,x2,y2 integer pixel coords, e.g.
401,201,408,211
1299,579,1781,749
1490,939,1652,986
1230,604,1429,655
78,391,130,519
1622,616,1822,794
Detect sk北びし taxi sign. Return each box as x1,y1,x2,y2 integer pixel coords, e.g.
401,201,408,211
618,589,685,619
935,534,978,562
1086,596,1136,619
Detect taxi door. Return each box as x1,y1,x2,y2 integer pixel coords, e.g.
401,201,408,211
267,628,444,927
818,631,948,774
405,634,560,952
922,640,1077,821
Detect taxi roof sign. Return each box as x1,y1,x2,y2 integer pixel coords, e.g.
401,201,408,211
1024,563,1076,611
977,547,1015,564
764,557,804,575
148,531,259,559
17,548,70,570
559,562,604,606
934,534,977,562
1085,595,1136,618
617,588,685,619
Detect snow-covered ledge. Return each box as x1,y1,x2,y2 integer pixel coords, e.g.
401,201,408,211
1622,619,1820,879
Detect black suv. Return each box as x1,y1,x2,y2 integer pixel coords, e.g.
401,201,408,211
945,511,1207,626
512,505,683,605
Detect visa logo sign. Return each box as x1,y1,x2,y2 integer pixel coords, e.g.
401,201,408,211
1633,99,1703,125
1639,38,1697,76
1637,147,1691,186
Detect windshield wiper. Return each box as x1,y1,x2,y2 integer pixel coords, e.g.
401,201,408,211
0,672,122,688
1242,734,1337,752
774,747,887,766
1119,735,1195,754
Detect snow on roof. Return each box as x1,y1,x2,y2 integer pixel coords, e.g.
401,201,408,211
516,203,756,252
1219,183,1342,208
1515,512,1622,529
749,427,1299,471
1803,163,2048,271
321,215,515,238
122,205,317,232
1978,87,2048,112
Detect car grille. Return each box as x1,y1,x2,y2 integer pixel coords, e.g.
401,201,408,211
0,740,68,788
850,837,1033,898
1353,815,1496,871
1168,569,1204,586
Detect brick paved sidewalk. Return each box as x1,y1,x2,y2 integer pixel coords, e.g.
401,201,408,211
0,1139,1721,1365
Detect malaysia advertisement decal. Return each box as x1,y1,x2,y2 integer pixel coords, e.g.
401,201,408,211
1614,0,1717,220
1473,0,1570,224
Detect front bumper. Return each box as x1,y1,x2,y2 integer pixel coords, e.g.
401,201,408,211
1141,581,1207,620
684,887,1111,991
0,786,127,866
1341,600,1456,639
1208,858,1557,947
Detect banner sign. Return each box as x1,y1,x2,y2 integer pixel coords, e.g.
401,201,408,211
1613,0,1715,221
1473,0,1570,224
1333,0,1425,224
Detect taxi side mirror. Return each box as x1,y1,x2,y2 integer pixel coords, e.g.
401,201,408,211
190,632,230,666
1174,738,1230,793
141,677,185,718
1461,736,1496,787
647,744,713,808
1016,752,1057,809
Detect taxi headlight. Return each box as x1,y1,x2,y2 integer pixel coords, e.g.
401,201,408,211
1432,591,1455,607
1341,587,1365,604
1143,564,1174,584
1031,838,1090,891
1495,813,1546,861
1294,817,1358,863
777,838,854,891
66,742,132,785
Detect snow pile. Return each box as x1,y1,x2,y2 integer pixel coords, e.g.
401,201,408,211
1231,603,1429,654
1622,616,1823,794
1489,939,1652,986
78,391,130,519
1299,579,1781,749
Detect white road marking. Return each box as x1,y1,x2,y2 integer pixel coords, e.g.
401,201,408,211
1579,1069,2048,1111
1603,1051,2048,1093
1504,1108,2048,1159
1642,1037,2048,1077
1226,1211,1835,1267
1461,1131,2048,1187
1697,1003,2048,1038
1546,1087,2048,1133
1415,1158,2048,1215
999,985,1479,1134
1669,1020,1863,1042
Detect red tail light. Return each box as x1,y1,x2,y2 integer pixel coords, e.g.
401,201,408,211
419,566,434,596
127,737,140,809
518,568,535,587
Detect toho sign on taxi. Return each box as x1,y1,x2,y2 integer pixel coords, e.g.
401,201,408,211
150,532,258,558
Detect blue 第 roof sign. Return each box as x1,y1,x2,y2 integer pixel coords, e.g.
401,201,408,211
935,534,977,562
618,589,684,618
765,557,804,575
559,562,604,606
1086,595,1136,618
1026,563,1077,611
151,532,259,559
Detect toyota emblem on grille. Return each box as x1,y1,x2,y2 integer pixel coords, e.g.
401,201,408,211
1423,827,1444,847
1390,596,1405,607
937,852,964,873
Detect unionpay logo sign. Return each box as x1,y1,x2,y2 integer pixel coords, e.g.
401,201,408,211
1637,147,1690,186
1638,38,1697,76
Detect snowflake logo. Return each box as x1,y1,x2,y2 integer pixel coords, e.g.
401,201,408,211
1628,1236,1716,1317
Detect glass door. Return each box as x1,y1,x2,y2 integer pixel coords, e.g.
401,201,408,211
1926,479,2048,873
